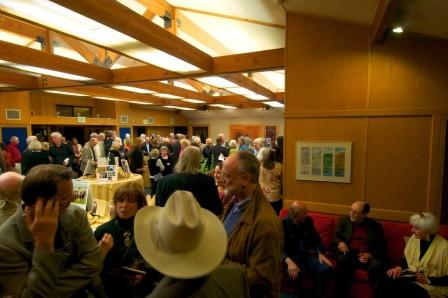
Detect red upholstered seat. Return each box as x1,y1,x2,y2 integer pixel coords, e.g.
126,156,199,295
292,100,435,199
279,209,448,298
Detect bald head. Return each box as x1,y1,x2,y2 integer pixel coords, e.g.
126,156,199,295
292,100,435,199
288,201,308,223
349,201,370,222
0,172,24,203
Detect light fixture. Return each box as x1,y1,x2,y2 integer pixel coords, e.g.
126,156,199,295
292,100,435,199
210,104,237,109
245,94,269,101
180,98,206,104
128,101,153,105
263,101,284,108
392,26,404,33
93,96,124,101
163,105,195,110
225,87,256,96
196,76,238,88
112,85,155,94
45,90,87,97
152,93,183,99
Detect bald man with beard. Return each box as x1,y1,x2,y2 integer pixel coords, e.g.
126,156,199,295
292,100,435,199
282,201,333,298
332,201,388,298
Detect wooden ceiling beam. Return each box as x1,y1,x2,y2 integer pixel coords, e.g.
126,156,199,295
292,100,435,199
0,68,39,89
50,0,213,71
370,0,400,45
0,40,112,82
221,73,276,99
0,13,47,40
111,48,284,83
129,81,215,103
213,48,284,74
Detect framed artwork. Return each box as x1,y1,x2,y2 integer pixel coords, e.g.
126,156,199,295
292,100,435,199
296,141,352,183
72,179,90,210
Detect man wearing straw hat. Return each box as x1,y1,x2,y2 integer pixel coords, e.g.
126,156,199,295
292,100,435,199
134,190,249,297
221,151,283,298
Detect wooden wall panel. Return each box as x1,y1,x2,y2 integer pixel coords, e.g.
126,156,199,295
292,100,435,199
286,14,369,112
29,92,96,116
0,92,30,124
284,117,367,206
365,116,431,212
369,35,448,110
115,102,187,126
285,13,448,221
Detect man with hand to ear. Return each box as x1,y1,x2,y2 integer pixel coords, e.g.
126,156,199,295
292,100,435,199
0,164,102,298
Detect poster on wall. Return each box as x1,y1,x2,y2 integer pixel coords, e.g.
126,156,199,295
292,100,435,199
296,141,352,183
72,179,90,210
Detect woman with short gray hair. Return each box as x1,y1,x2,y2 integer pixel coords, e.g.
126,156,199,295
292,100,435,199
21,140,50,175
385,212,448,297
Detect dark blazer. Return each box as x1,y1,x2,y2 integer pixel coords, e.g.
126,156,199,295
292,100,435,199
332,216,388,262
155,173,223,216
283,216,324,263
21,151,50,175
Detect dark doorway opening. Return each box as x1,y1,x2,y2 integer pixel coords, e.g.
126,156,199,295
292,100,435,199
441,120,448,224
174,126,188,136
192,127,208,143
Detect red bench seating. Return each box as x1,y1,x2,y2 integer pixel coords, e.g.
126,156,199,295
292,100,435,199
279,209,448,298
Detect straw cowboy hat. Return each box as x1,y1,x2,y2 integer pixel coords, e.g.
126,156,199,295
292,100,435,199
134,190,227,279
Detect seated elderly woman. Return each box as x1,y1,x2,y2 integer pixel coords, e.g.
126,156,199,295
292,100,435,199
94,183,160,298
385,212,448,298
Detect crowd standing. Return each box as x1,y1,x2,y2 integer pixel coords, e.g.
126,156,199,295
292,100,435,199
0,130,446,298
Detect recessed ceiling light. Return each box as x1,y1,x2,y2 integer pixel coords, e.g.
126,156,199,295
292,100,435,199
392,26,404,33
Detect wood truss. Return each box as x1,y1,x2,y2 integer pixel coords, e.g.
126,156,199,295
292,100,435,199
0,0,285,110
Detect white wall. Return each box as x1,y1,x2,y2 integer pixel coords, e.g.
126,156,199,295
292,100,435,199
181,108,284,140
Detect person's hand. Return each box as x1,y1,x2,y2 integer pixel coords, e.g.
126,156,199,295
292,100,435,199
318,253,334,267
416,272,430,284
24,198,59,251
285,257,300,280
338,241,349,254
386,266,402,279
358,252,371,263
99,233,114,259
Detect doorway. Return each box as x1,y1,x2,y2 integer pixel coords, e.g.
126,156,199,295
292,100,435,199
441,119,448,224
192,126,208,143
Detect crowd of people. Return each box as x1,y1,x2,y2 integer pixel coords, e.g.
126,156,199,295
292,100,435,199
0,129,447,298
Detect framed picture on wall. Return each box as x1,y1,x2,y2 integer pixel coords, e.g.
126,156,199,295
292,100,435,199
296,141,352,183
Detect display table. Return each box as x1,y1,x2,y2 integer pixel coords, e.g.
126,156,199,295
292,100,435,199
80,174,144,218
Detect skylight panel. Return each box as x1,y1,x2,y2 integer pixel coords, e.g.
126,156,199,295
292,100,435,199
93,96,125,101
245,94,269,100
173,81,198,92
163,105,195,110
0,30,32,46
11,64,92,81
53,46,88,63
128,101,153,105
45,90,87,97
152,93,183,99
180,98,206,104
210,104,237,109
116,0,147,15
225,87,256,96
196,76,238,88
112,85,156,94
263,101,284,108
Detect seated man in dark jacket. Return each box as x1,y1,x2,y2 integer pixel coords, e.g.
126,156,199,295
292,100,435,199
283,201,333,298
332,201,388,298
